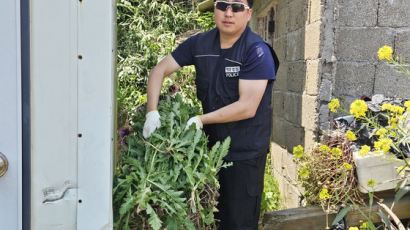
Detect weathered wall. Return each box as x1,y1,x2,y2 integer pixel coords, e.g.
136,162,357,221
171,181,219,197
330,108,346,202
332,0,410,106
319,0,410,133
251,0,322,209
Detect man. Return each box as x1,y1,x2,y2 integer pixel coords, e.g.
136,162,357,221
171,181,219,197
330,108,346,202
142,0,279,229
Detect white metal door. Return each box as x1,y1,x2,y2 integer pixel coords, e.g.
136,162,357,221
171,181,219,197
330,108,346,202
30,0,115,229
0,0,23,229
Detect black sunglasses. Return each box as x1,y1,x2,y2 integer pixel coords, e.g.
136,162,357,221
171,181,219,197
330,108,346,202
214,1,250,13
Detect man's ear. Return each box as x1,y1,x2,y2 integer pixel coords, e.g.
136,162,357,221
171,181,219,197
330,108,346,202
247,8,253,21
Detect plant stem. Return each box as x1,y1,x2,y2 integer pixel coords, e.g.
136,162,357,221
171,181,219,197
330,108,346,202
378,202,406,230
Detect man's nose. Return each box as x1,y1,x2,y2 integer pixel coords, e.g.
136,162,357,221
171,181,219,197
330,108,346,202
224,6,233,16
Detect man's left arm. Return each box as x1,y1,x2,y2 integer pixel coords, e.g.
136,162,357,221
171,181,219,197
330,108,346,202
198,79,267,125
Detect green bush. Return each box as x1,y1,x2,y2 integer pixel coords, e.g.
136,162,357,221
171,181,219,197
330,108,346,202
116,0,214,127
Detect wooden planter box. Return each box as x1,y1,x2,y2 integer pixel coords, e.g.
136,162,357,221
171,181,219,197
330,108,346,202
263,195,410,230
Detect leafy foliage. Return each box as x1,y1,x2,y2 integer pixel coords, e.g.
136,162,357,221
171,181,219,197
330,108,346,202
116,0,214,127
195,11,216,32
260,154,281,217
114,94,231,229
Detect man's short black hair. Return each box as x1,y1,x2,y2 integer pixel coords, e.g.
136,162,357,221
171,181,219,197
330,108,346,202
214,0,254,8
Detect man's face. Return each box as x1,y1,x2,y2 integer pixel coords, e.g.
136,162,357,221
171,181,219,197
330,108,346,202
214,0,253,37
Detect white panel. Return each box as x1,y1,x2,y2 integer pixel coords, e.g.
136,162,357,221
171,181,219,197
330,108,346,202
0,0,22,229
30,0,78,228
77,0,115,229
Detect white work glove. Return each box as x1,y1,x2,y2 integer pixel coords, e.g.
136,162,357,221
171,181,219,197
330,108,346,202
143,110,161,138
185,115,203,130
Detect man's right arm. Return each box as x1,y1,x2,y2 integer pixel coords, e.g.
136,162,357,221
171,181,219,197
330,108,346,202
144,34,195,137
146,55,181,112
143,55,181,138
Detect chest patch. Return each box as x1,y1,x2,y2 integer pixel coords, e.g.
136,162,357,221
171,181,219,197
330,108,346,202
225,66,240,78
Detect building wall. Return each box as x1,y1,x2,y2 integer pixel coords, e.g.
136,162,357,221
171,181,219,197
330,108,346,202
332,0,410,107
318,0,410,131
251,0,321,209
250,0,410,209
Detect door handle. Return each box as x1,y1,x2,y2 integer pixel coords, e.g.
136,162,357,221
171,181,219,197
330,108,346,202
0,152,8,177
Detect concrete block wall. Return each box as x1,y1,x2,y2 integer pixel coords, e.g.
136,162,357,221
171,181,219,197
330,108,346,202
332,0,410,107
317,0,410,133
251,0,305,209
251,0,324,209
271,142,301,208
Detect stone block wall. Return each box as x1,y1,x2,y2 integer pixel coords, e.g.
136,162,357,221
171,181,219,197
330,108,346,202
332,0,410,108
251,0,323,209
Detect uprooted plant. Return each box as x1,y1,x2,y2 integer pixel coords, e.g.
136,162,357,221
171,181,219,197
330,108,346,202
113,94,231,230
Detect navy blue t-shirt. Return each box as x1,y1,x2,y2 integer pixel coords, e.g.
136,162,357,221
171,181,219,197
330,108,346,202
171,35,276,81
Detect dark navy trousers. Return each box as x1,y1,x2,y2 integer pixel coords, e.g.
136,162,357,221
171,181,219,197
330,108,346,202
215,154,267,230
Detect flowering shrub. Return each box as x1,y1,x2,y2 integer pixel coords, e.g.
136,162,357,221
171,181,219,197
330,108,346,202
337,46,409,229
331,97,409,159
294,46,410,229
293,137,363,212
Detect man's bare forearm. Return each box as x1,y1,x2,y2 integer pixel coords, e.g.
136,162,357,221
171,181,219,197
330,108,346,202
199,100,257,125
199,79,267,125
146,55,181,112
146,67,165,112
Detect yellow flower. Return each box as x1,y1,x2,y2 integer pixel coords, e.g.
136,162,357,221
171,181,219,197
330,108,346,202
293,145,304,158
349,227,359,230
378,45,393,60
390,105,405,115
382,103,392,111
328,98,340,113
299,166,309,178
319,188,332,200
350,100,368,118
331,147,343,159
404,101,410,111
376,128,387,137
397,166,409,176
388,116,399,129
342,162,353,170
398,115,405,120
397,166,405,176
374,138,393,154
359,145,370,157
346,131,357,141
360,222,368,229
367,179,376,187
320,145,331,154
388,130,397,138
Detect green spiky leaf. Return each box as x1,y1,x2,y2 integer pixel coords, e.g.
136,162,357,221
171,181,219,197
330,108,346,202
331,206,351,226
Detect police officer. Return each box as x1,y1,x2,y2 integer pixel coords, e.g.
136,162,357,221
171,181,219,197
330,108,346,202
143,0,279,229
